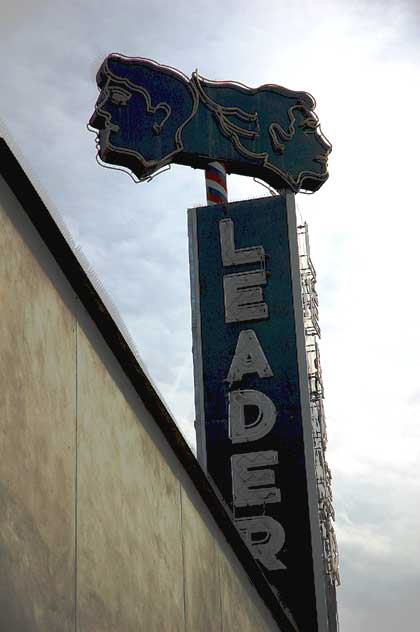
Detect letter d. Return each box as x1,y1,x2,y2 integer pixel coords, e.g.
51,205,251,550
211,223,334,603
228,389,276,443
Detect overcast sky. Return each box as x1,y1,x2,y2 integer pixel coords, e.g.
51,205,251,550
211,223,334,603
1,1,420,629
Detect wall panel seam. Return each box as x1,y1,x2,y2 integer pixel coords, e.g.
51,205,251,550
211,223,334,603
75,307,78,632
179,483,188,632
217,547,224,632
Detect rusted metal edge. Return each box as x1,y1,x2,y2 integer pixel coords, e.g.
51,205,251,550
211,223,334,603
0,137,297,632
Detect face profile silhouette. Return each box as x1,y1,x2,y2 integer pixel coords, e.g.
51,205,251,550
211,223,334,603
89,54,331,192
89,54,198,180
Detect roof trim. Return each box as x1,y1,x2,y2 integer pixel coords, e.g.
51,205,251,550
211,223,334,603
0,137,296,631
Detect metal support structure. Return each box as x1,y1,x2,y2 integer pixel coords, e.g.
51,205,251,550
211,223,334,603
297,222,340,589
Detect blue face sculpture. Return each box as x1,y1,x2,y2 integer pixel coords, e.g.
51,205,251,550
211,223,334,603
89,54,331,192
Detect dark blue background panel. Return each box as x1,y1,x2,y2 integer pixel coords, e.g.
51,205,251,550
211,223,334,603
189,195,326,630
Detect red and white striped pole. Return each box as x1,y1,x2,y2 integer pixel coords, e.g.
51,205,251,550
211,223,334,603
205,161,228,205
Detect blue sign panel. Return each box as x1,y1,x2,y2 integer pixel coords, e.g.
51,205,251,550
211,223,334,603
89,54,331,193
189,193,329,631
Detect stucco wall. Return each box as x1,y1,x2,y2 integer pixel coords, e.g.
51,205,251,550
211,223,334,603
0,173,280,632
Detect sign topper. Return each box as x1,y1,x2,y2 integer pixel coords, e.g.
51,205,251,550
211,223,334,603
89,54,331,193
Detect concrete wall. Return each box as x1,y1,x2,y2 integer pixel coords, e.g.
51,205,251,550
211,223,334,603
0,173,280,632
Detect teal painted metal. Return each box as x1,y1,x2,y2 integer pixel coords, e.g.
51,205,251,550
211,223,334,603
89,54,331,193
188,194,334,631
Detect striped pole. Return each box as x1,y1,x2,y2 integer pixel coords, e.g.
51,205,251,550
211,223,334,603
205,161,228,205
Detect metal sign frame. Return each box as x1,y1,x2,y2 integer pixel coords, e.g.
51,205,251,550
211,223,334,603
188,192,331,630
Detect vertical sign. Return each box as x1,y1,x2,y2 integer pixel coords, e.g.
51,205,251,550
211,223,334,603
189,193,330,631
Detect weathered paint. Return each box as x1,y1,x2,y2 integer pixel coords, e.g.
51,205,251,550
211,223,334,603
180,486,222,632
0,174,76,631
219,547,274,632
76,318,185,632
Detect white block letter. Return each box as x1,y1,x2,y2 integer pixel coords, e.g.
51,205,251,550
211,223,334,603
223,269,268,323
229,389,276,443
231,451,280,506
236,516,286,570
219,218,265,267
227,329,273,385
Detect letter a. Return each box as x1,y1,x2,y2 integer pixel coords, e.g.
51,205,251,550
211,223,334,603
226,329,273,386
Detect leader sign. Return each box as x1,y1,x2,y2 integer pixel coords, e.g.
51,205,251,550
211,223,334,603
188,193,328,631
